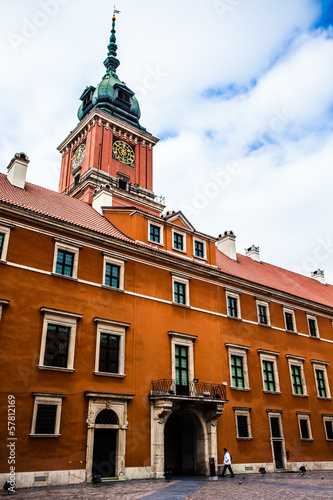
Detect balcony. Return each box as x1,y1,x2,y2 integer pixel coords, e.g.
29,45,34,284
150,379,227,401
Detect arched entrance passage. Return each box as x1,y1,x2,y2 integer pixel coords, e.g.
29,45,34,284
92,409,118,478
164,410,206,475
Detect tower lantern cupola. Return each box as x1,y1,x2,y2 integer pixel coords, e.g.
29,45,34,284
77,13,142,128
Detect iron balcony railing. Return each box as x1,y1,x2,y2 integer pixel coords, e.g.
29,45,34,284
151,379,227,400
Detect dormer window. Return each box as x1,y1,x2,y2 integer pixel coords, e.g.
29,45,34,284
118,90,130,103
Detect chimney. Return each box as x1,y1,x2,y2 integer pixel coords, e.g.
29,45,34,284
92,186,113,215
245,244,260,263
7,152,30,189
216,231,237,261
311,269,325,285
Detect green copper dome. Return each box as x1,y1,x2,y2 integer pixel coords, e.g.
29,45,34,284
78,14,142,128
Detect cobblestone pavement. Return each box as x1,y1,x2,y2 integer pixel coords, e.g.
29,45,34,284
9,471,333,499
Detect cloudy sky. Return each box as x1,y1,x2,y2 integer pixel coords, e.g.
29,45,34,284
1,0,333,283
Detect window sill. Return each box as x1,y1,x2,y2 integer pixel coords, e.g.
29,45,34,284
286,329,298,334
0,259,7,264
29,434,60,438
192,255,207,262
51,273,78,282
258,323,271,328
309,335,321,340
227,316,242,321
94,371,125,378
263,390,281,395
101,285,124,293
318,396,332,401
292,393,309,398
171,248,187,255
230,387,251,392
236,437,253,440
37,365,74,373
172,302,191,308
300,438,314,441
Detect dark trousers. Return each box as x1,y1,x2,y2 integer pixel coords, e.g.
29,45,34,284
221,464,234,477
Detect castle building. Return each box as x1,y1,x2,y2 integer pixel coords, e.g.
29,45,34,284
1,14,333,489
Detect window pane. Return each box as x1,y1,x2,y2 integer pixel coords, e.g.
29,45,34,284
174,233,183,250
44,324,70,368
228,297,238,317
258,305,267,324
291,365,303,394
285,312,294,331
325,420,333,439
270,417,281,437
237,415,249,438
99,334,119,373
309,319,317,337
56,249,74,277
263,360,276,391
195,241,204,258
300,419,310,439
231,355,244,388
174,282,186,304
316,369,327,397
150,225,160,243
35,404,57,434
105,263,120,288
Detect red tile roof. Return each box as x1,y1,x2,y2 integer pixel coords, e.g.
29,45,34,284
0,174,132,242
216,249,333,308
1,173,331,308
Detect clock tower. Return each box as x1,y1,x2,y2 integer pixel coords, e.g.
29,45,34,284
57,13,164,215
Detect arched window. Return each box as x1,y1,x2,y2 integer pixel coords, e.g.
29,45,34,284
95,409,118,425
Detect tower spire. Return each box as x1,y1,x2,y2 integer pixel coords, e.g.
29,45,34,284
104,9,120,74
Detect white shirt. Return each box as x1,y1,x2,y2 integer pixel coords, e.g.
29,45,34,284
223,451,231,465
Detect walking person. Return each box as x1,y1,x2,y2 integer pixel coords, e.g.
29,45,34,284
221,448,234,477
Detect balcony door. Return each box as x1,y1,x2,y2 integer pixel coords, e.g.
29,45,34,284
175,345,189,396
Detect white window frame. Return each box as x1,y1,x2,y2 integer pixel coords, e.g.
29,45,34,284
148,220,164,246
168,331,197,384
172,228,187,253
234,407,252,440
172,275,190,306
30,393,65,437
307,314,319,338
38,308,82,372
226,290,241,319
102,252,125,290
323,414,333,441
94,318,130,377
311,360,331,399
193,237,207,260
52,238,81,279
0,223,13,262
226,343,250,391
283,307,297,332
258,350,281,394
256,299,271,326
286,355,308,397
297,412,313,441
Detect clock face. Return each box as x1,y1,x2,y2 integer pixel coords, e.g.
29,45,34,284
112,140,135,167
72,143,86,171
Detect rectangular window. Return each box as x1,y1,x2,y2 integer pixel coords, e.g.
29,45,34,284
258,305,268,324
175,345,189,395
174,282,186,304
105,263,120,288
43,324,70,368
316,369,327,398
237,415,249,437
291,365,303,395
308,317,318,337
263,360,276,392
98,333,119,373
55,249,74,277
270,416,281,438
194,241,204,258
285,312,295,331
150,224,161,243
324,418,333,440
228,296,238,317
30,394,64,437
35,404,57,434
299,418,310,439
231,355,245,388
173,232,184,251
94,318,129,377
39,308,82,372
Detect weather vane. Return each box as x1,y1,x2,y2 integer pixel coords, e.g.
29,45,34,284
113,5,121,15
